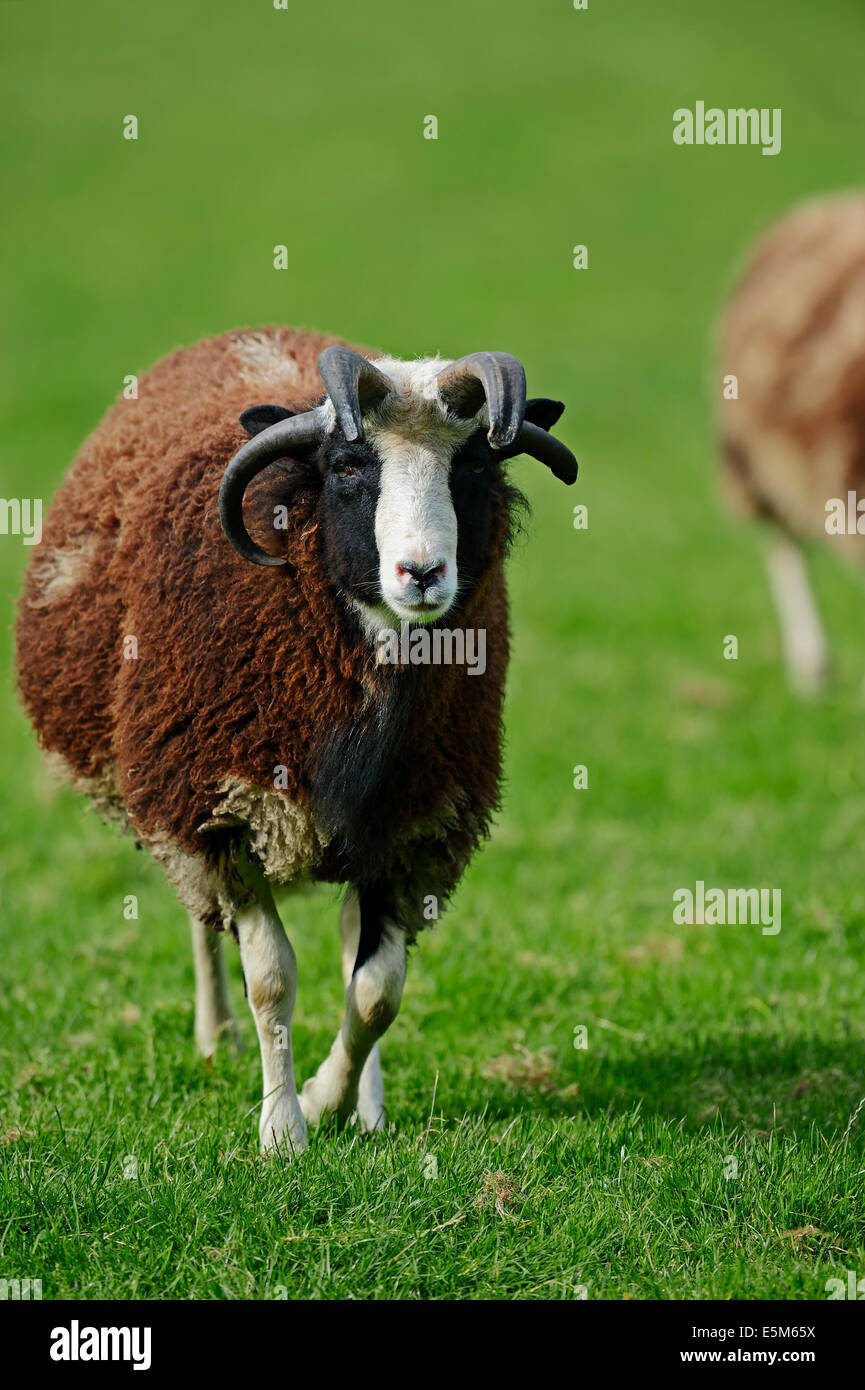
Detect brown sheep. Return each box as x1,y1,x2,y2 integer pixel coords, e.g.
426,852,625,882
15,326,577,1153
718,192,865,693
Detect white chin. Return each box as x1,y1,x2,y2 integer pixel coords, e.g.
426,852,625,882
350,596,453,645
383,594,453,624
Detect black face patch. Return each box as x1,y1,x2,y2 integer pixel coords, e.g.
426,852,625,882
315,432,383,608
313,413,536,619
447,398,561,593
449,430,508,599
315,426,509,620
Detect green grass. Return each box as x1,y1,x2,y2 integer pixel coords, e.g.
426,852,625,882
2,0,865,1300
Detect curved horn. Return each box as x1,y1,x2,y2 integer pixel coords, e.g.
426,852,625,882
436,351,527,449
218,411,325,567
318,346,392,442
511,420,578,486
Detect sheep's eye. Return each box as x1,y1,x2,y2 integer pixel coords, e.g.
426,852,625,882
333,461,357,479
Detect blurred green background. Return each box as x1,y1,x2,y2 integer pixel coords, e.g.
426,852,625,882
2,0,865,1299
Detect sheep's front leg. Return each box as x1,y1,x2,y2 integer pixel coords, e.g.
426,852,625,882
234,881,307,1155
189,916,242,1062
764,532,829,695
339,892,386,1132
301,889,406,1131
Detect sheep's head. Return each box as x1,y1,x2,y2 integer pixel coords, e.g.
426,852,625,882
219,347,577,634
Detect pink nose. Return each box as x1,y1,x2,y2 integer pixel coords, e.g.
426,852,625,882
396,560,446,594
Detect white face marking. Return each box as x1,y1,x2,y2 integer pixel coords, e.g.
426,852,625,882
372,430,457,623
341,356,484,635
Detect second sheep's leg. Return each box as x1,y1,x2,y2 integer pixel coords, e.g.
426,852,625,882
763,531,830,695
189,915,242,1063
300,890,406,1131
233,871,307,1156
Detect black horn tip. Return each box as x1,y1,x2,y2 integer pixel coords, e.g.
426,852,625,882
555,454,579,485
489,423,520,450
513,420,579,485
547,445,578,485
217,489,289,568
242,547,288,568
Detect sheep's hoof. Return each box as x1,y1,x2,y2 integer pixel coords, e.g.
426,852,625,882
357,1104,387,1135
259,1102,308,1158
196,1018,244,1063
299,1075,356,1131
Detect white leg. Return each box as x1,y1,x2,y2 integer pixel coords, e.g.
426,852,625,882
235,881,307,1156
339,893,386,1132
301,898,405,1131
764,533,829,695
189,916,242,1061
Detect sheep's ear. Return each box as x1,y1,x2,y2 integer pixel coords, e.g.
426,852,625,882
239,404,295,437
524,398,565,432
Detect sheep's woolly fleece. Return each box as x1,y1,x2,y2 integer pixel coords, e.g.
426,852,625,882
718,193,865,553
15,327,511,934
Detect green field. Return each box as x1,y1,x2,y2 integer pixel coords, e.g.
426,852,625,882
2,0,865,1300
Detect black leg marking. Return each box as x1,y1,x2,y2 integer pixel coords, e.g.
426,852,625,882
354,884,386,976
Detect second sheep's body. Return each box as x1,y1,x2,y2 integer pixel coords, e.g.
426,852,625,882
719,193,865,693
16,326,577,1152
